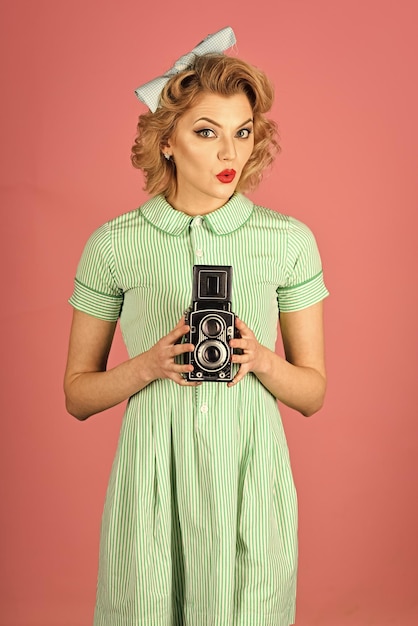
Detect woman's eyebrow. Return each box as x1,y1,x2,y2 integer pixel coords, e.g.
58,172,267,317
194,117,254,127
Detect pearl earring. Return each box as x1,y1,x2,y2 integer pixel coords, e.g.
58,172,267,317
163,152,171,160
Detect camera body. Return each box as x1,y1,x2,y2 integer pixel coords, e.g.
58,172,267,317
185,265,236,382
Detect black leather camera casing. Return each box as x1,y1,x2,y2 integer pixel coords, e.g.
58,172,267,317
185,265,236,382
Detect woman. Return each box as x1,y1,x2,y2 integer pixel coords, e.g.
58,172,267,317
64,27,328,626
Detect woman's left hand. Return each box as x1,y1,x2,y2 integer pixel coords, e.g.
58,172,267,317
228,316,267,386
227,304,327,415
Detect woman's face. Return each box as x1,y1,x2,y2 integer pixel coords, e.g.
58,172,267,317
164,92,254,214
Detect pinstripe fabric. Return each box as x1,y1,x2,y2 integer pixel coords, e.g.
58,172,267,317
69,194,328,626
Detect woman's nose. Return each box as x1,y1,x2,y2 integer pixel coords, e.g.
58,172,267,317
218,138,236,161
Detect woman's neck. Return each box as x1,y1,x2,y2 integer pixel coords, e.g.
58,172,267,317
165,192,234,216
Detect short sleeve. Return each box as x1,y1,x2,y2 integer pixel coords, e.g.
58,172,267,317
68,223,123,321
277,217,329,312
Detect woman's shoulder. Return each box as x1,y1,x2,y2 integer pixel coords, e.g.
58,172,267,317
251,202,315,237
87,196,164,240
105,204,145,232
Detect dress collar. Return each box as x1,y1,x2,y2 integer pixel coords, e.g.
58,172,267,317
140,194,254,236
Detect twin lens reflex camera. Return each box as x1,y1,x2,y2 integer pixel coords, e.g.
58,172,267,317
185,265,238,382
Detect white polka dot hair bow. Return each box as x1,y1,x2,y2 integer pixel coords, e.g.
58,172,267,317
135,26,236,112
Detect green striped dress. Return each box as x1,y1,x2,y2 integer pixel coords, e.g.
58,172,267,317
69,193,328,626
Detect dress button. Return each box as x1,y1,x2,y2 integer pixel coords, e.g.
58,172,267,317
194,217,202,226
196,249,203,257
200,404,208,413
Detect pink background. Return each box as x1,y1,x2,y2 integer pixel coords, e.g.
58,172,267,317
1,1,417,624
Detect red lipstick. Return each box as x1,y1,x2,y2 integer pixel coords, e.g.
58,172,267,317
216,169,236,183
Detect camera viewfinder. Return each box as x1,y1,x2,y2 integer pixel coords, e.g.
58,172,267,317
207,275,220,295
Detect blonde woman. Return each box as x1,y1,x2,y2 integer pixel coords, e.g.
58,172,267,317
64,27,328,626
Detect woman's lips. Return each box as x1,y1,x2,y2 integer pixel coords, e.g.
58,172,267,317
216,169,236,183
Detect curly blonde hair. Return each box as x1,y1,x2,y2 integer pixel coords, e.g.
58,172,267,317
131,54,280,197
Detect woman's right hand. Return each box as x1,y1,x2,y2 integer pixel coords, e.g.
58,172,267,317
64,311,199,421
142,317,200,386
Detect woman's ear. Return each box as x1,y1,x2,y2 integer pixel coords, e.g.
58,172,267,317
160,140,172,160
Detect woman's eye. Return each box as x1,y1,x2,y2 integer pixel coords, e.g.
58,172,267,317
195,129,216,138
236,128,252,138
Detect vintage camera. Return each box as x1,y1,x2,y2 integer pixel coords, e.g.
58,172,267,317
185,265,237,382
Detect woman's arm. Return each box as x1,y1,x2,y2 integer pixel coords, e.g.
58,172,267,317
64,310,199,421
229,301,326,416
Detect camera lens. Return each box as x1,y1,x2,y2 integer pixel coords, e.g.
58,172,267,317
201,315,223,338
206,345,221,362
196,340,228,370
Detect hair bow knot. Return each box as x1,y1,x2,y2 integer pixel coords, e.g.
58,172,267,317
135,26,236,112
171,52,196,74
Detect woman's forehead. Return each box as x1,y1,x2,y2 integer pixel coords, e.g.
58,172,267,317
180,93,253,124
